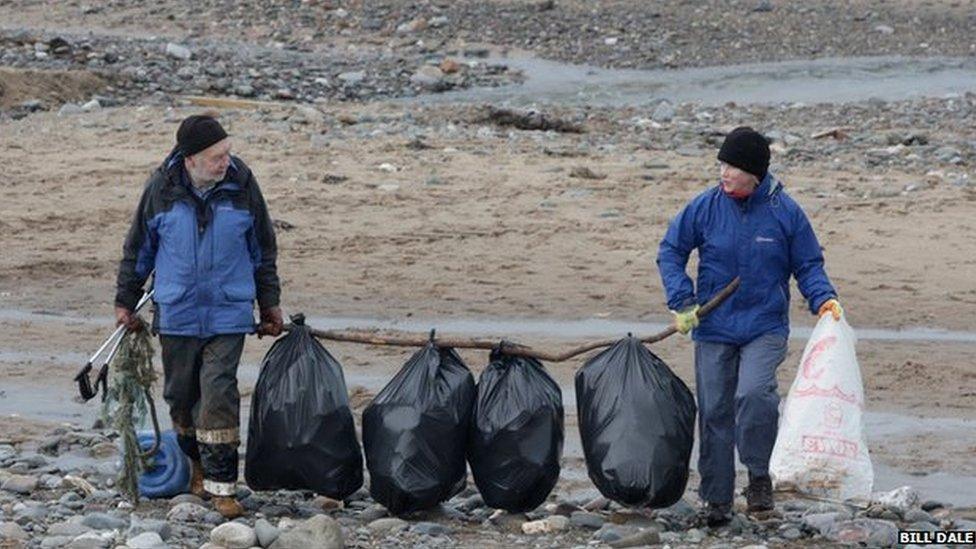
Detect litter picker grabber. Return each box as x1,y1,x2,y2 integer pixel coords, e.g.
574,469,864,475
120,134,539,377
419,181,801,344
74,288,154,402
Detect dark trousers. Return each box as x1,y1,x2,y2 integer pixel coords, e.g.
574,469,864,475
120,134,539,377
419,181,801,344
160,334,244,497
694,333,788,504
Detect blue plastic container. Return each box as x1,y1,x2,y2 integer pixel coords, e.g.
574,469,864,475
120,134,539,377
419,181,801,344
136,430,191,498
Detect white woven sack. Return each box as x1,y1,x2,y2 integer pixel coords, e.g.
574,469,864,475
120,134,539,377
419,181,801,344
769,315,873,501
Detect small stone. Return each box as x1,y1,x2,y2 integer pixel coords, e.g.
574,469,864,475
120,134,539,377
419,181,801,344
610,529,661,548
596,524,634,543
410,66,445,90
570,511,605,530
311,495,342,510
550,501,582,516
1,521,29,541
165,43,192,60
439,58,462,74
935,146,964,163
522,518,551,534
396,17,428,34
429,16,449,28
20,99,43,112
65,531,113,549
874,24,895,35
802,512,847,535
81,99,101,112
652,101,675,122
167,502,209,522
904,509,935,524
909,520,938,532
169,494,205,506
410,521,451,536
126,532,167,549
920,500,944,512
873,486,919,512
546,515,570,531
254,518,280,548
753,0,773,12
293,106,324,124
47,521,91,537
80,512,128,531
127,517,172,541
824,518,898,547
685,527,705,543
269,514,343,549
458,494,484,511
63,475,95,496
1,475,37,494
357,503,387,521
367,517,408,534
58,103,84,116
569,166,606,180
955,518,976,530
338,71,365,84
781,526,802,540
210,522,257,548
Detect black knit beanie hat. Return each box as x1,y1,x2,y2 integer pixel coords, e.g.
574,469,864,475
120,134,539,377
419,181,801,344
717,126,770,179
176,115,228,157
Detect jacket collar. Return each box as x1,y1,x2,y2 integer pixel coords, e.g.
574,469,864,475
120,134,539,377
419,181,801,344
161,148,243,194
721,172,782,208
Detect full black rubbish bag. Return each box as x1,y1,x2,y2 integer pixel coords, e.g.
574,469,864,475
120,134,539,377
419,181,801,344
468,349,563,512
576,336,696,508
363,335,476,514
245,315,363,499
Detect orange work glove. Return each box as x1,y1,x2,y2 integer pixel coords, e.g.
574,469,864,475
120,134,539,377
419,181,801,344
818,298,843,321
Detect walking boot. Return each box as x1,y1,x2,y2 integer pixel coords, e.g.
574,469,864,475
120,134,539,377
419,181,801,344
700,501,732,527
745,473,774,513
213,496,244,519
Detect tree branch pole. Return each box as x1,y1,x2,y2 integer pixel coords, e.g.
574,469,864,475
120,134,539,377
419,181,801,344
286,278,740,363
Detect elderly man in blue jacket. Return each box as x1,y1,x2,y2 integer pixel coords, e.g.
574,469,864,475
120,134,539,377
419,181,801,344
114,115,282,518
657,127,842,526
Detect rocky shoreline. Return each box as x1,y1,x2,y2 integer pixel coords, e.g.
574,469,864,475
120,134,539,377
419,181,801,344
2,425,975,548
0,27,522,111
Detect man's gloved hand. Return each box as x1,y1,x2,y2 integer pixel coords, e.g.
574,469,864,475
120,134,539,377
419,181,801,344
818,298,843,321
257,306,284,338
672,305,700,335
114,306,142,332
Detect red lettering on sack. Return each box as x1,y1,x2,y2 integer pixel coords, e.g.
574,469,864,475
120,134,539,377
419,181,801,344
801,435,858,458
801,336,837,380
793,383,860,406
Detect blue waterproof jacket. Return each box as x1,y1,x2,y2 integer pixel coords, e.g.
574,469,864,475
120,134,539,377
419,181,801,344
115,152,280,337
657,174,835,345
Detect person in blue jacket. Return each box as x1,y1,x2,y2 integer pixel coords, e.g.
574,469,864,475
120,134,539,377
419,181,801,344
114,115,283,518
657,127,843,526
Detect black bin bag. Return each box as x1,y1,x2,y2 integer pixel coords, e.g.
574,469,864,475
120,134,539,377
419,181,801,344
363,335,476,514
468,349,563,512
575,336,696,508
245,314,363,499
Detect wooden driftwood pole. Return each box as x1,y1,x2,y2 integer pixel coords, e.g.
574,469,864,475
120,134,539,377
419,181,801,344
286,278,740,363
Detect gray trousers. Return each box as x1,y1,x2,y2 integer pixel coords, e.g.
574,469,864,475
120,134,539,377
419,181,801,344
694,333,787,504
159,334,244,497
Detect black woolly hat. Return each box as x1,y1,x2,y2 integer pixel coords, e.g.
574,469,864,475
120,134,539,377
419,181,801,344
176,115,228,157
717,126,770,178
